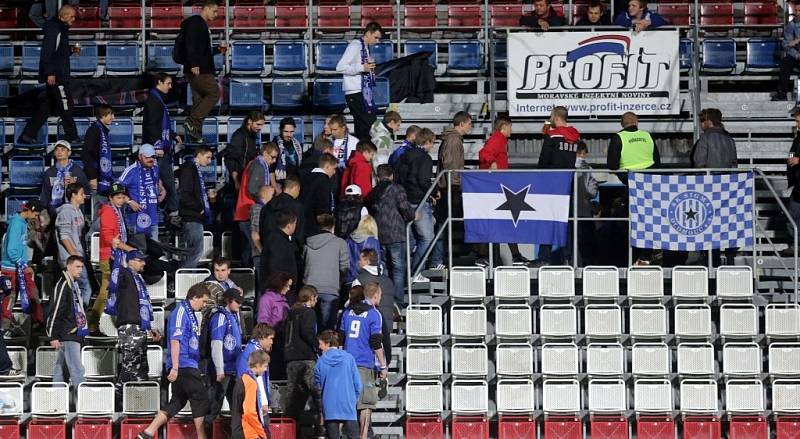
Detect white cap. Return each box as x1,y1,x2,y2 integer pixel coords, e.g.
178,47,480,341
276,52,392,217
345,184,362,196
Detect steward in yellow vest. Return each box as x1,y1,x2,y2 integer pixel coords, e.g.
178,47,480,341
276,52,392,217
607,112,661,172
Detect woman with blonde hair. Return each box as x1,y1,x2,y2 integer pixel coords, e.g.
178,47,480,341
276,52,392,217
346,214,383,285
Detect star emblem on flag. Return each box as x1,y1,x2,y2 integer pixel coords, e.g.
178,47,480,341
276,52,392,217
496,184,535,227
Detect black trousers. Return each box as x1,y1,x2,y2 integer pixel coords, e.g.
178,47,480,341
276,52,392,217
24,83,77,141
779,56,800,95
345,92,377,142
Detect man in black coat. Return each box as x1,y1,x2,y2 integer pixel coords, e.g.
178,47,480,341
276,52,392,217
299,153,338,237
259,176,305,284
18,5,80,145
263,212,299,288
178,147,214,269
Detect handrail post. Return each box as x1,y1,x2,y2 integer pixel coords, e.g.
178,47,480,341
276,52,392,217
572,169,578,268
691,0,702,142
448,171,454,270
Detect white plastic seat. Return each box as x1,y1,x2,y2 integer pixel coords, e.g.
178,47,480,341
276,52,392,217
450,305,487,338
720,304,758,339
98,312,117,337
629,304,668,339
406,344,443,377
542,379,581,414
586,343,624,376
81,346,117,380
239,306,254,338
582,266,619,299
35,346,59,380
0,383,23,417
722,343,761,377
174,268,211,300
769,343,800,376
672,266,709,299
230,268,256,300
538,266,575,299
201,231,213,262
680,379,718,414
634,379,673,414
406,305,443,339
449,266,486,299
405,380,443,414
451,343,488,377
147,272,168,303
451,380,489,414
31,382,70,417
151,306,165,340
766,304,800,339
497,379,536,414
716,266,753,299
221,231,233,258
0,346,26,382
496,343,535,376
77,382,115,417
123,381,160,415
674,304,712,339
588,379,627,413
584,304,622,339
677,343,716,376
539,304,577,339
627,266,664,299
147,345,163,379
541,343,579,376
725,380,765,414
495,304,533,338
90,232,100,264
494,266,531,299
772,379,800,414
632,343,671,376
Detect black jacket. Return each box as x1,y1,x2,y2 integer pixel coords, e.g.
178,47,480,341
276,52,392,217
115,268,144,327
395,146,433,205
335,198,363,239
259,192,306,249
367,180,415,244
46,273,84,343
178,160,206,224
38,17,71,84
299,148,322,181
388,53,435,104
788,134,800,202
141,89,176,154
81,122,110,181
225,126,260,182
180,15,218,74
538,126,582,170
284,305,317,362
607,125,661,171
230,375,246,439
519,7,566,28
39,163,90,214
300,170,334,237
264,230,298,284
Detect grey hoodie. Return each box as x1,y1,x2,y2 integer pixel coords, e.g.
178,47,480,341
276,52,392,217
303,231,349,295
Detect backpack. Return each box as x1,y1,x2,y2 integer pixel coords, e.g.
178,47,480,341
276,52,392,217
172,28,186,65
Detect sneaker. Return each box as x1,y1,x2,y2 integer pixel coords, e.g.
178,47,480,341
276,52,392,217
136,432,154,439
16,134,39,145
474,257,489,267
512,255,532,265
412,273,430,283
635,259,651,266
527,259,548,268
430,263,446,271
378,377,388,399
780,247,795,258
183,121,204,143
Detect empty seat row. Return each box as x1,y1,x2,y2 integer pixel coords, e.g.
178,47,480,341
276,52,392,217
680,38,782,74
0,42,142,77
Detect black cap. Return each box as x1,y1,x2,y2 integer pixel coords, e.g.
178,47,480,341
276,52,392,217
223,288,244,303
21,199,43,213
109,182,128,197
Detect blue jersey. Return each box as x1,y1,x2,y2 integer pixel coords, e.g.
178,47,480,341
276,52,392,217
164,301,201,370
237,339,272,403
210,307,242,375
339,300,383,369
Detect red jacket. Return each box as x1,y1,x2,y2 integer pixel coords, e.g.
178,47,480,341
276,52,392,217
341,151,373,198
479,131,509,170
234,159,256,221
98,204,122,261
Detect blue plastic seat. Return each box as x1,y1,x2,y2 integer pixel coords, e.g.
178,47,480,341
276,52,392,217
183,117,219,147
405,40,437,70
745,38,780,72
0,43,13,74
680,39,693,73
273,41,307,75
105,42,140,75
112,157,129,176
8,156,45,188
315,41,348,73
312,79,346,110
22,43,41,76
374,77,390,108
70,42,98,76
14,118,47,149
228,117,262,146
702,39,736,73
312,116,327,139
108,118,134,149
0,79,9,103
493,40,507,71
214,51,224,74
371,42,394,65
231,41,265,75
271,79,305,110
447,40,484,73
229,80,265,110
269,117,304,145
58,118,91,148
147,42,181,73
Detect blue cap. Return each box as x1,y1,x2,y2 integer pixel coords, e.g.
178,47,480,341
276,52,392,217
139,144,156,158
126,249,148,261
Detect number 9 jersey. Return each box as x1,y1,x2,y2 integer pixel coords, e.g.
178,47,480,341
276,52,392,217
339,299,384,369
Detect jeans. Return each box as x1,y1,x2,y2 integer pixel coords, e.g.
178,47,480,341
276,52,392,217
325,420,359,439
75,266,92,307
182,222,205,269
158,154,179,214
410,202,434,273
53,340,85,387
789,199,800,241
317,293,339,331
382,243,407,305
239,221,253,267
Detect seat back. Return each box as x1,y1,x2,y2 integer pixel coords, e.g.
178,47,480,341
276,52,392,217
108,118,134,149
496,379,536,414
31,382,70,417
672,266,708,298
271,79,306,109
627,266,664,298
632,343,671,376
229,80,264,109
451,380,489,414
106,42,140,74
317,5,351,30
542,379,581,414
77,382,115,416
123,381,160,415
451,343,488,377
496,343,534,376
233,5,268,28
405,380,443,414
147,42,181,72
448,40,484,72
175,268,212,300
8,155,45,188
81,346,117,380
406,343,443,377
231,41,265,73
449,266,486,299
315,41,348,73
582,266,619,299
450,305,487,338
274,41,307,74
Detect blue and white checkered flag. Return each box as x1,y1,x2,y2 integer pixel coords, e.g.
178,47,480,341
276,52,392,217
629,172,754,251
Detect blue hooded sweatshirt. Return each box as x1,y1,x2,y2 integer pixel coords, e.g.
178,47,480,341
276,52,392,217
314,348,362,421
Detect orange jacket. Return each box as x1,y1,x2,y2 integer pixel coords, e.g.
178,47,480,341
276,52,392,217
242,374,268,439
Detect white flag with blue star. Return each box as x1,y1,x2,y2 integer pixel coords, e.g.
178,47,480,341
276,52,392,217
629,172,754,251
462,172,573,245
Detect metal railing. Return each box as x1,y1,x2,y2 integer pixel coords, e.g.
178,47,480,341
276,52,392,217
405,167,799,304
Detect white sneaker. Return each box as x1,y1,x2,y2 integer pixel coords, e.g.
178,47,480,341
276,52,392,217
430,263,446,271
412,273,430,283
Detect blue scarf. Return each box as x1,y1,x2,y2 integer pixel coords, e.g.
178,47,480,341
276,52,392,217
273,135,301,181
218,307,242,352
184,300,200,337
16,261,30,314
96,121,113,196
360,38,377,114
104,205,128,316
51,160,74,208
150,88,172,156
336,134,352,168
134,269,153,330
194,158,212,225
246,369,267,428
133,163,159,234
66,271,89,337
256,155,271,187
388,140,413,167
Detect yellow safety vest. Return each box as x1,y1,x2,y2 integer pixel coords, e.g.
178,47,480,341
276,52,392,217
618,129,655,170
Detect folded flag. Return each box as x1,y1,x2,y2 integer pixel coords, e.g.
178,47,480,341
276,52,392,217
628,172,754,251
462,171,573,245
